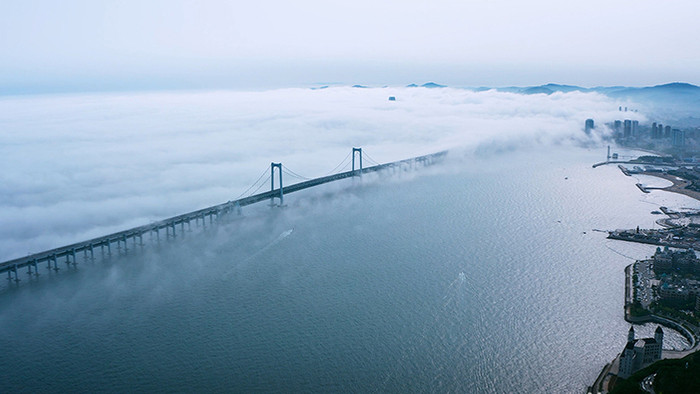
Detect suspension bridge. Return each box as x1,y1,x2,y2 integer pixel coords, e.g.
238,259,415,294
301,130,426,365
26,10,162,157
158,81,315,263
1,148,447,283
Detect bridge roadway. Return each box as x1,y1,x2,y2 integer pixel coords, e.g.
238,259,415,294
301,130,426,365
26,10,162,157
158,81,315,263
0,150,447,281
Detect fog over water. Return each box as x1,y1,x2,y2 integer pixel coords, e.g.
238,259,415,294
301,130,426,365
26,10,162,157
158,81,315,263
4,87,694,392
0,87,636,261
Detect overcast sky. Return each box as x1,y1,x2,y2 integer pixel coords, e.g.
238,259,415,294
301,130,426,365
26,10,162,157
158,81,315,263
2,0,699,92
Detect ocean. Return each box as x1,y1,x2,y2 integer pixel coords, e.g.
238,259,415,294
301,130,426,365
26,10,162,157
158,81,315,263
0,146,694,393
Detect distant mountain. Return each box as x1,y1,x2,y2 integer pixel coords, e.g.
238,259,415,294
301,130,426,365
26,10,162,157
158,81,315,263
539,83,589,93
352,85,368,88
487,83,589,95
491,82,700,102
599,82,700,97
644,82,700,92
596,82,700,126
421,82,446,88
406,82,446,88
522,86,554,95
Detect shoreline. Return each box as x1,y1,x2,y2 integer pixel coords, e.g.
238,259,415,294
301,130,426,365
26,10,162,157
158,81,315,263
637,171,700,203
589,159,700,393
623,264,697,352
588,264,699,394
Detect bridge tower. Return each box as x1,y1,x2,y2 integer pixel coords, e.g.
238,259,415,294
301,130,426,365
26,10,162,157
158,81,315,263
270,162,283,206
352,147,363,176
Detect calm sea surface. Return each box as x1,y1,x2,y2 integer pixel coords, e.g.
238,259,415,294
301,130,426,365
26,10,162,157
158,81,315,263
0,146,694,393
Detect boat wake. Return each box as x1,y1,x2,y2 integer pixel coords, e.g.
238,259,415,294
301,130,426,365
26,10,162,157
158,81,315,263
222,228,294,278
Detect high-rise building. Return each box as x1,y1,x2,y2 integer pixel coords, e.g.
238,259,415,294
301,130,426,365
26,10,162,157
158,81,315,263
631,120,639,137
651,122,658,139
585,119,594,133
672,129,685,147
614,120,622,136
623,120,632,138
665,125,671,138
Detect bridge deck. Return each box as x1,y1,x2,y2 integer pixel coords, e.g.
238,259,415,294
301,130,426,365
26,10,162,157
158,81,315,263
1,151,447,276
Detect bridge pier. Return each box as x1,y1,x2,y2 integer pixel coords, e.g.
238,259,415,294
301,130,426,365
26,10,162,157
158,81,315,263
27,259,39,276
7,265,20,283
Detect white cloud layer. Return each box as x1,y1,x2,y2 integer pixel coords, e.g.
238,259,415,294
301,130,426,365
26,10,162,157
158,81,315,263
0,87,636,261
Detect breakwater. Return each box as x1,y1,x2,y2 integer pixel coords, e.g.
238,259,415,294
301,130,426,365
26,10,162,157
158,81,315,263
1,150,447,282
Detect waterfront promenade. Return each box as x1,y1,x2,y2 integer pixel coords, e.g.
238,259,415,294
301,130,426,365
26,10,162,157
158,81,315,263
624,263,698,350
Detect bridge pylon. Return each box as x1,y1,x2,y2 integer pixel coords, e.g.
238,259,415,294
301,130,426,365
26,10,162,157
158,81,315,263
270,162,283,206
352,147,363,177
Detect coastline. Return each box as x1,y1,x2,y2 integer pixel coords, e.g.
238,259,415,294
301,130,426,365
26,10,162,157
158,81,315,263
589,159,700,393
623,264,697,352
639,171,700,203
588,264,699,394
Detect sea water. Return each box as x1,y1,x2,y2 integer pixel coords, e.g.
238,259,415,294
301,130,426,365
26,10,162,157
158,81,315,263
0,146,694,392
